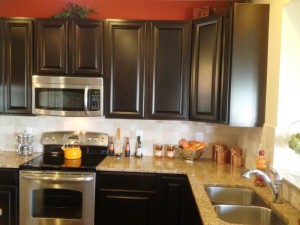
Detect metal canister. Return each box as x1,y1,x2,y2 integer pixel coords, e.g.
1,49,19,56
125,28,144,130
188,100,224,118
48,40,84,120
230,146,242,167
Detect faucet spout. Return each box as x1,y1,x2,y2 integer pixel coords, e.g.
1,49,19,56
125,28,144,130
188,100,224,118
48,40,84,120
241,167,282,204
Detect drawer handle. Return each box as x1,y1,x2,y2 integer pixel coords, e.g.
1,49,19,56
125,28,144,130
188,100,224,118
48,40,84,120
0,208,2,216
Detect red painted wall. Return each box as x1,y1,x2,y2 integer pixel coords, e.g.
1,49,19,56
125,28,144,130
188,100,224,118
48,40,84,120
0,0,228,20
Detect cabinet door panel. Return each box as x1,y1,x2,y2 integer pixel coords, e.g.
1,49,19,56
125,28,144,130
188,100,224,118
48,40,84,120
158,176,200,225
70,21,103,75
149,22,191,119
105,20,147,118
35,19,68,74
0,186,18,225
97,190,155,225
190,16,224,121
0,20,3,113
3,19,32,114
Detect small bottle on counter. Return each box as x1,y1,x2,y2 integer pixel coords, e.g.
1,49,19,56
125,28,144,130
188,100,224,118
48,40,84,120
254,149,267,186
135,136,142,158
108,136,115,156
124,137,130,157
166,145,175,159
155,144,163,159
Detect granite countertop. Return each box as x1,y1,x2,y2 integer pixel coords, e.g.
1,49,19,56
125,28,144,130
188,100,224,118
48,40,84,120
98,156,300,225
1,152,300,224
0,151,41,168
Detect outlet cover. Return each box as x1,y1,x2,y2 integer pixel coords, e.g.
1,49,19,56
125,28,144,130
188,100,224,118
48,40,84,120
196,132,204,141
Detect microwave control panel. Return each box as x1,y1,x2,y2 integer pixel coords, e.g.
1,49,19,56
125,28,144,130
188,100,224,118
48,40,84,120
88,89,101,111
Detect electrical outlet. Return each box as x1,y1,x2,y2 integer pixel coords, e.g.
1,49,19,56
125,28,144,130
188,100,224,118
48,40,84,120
25,127,33,134
196,132,204,141
136,130,143,140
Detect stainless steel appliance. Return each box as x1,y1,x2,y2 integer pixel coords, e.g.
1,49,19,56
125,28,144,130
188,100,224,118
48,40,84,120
32,75,104,117
19,131,109,225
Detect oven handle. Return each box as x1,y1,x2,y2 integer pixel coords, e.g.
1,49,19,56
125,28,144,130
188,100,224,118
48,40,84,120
21,174,94,182
84,87,89,116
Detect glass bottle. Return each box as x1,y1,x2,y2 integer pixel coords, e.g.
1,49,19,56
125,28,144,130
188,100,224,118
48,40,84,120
135,136,142,158
254,149,267,186
108,136,114,156
125,137,130,157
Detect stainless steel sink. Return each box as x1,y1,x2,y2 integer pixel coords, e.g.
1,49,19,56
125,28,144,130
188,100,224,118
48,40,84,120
214,205,287,225
205,186,288,225
205,186,267,207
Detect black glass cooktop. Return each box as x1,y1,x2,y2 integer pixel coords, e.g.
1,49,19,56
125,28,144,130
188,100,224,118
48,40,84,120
19,146,107,171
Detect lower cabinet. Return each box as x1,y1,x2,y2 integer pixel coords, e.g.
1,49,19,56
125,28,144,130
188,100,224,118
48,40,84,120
95,171,202,225
0,169,18,225
157,174,202,225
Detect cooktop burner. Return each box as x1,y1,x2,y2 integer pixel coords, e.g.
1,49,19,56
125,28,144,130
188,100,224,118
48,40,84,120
19,131,109,171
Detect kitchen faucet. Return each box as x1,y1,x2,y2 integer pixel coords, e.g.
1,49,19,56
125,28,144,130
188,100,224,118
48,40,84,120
241,167,282,204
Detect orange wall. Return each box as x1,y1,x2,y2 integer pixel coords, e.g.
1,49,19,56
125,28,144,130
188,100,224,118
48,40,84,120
0,0,228,20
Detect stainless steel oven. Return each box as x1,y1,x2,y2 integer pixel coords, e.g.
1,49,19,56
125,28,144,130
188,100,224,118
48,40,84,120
32,75,103,116
19,131,109,225
19,171,95,225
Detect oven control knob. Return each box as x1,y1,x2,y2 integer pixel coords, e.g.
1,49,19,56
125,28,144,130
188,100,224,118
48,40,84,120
51,135,56,141
94,137,99,143
87,137,92,142
44,136,50,141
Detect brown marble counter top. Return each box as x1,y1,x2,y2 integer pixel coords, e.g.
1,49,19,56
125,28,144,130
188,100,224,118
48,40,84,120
98,156,300,225
0,151,299,224
0,151,41,168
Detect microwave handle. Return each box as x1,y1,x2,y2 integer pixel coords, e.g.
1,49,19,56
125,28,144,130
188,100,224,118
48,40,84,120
84,87,89,116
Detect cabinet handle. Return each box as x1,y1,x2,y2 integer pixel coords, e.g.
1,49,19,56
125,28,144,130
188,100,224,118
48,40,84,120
0,208,2,216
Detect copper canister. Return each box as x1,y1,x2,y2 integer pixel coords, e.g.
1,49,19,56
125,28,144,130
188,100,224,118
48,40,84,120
230,146,242,167
215,144,228,165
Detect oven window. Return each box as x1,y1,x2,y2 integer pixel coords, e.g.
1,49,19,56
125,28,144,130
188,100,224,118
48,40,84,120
31,189,82,219
35,88,84,111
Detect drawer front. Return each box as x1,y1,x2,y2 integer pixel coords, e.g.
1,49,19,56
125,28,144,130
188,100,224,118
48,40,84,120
0,169,18,184
98,172,156,190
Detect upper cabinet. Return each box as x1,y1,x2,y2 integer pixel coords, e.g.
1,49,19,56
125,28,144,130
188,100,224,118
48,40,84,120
34,19,104,76
190,3,269,127
148,22,191,120
0,18,33,114
105,20,147,119
105,19,191,119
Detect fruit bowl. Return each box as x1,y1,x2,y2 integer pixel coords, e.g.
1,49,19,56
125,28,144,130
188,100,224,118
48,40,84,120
176,147,205,163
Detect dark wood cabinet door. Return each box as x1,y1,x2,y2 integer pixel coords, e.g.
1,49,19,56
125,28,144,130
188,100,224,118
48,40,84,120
228,3,269,127
97,190,156,225
105,20,147,118
35,19,68,74
3,19,32,114
190,15,225,122
69,20,104,75
0,20,3,113
148,21,191,120
158,175,202,225
0,185,18,225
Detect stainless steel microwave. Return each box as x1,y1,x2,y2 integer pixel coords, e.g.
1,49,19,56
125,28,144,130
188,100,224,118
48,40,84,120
32,75,103,117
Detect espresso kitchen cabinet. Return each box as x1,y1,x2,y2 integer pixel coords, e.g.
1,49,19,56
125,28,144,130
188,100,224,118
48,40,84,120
96,172,157,225
190,3,269,127
0,18,33,114
157,174,202,225
0,168,19,225
105,20,191,119
35,19,103,76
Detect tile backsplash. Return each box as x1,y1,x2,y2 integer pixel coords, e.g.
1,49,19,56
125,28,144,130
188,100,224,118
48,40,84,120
2,115,300,209
0,115,262,164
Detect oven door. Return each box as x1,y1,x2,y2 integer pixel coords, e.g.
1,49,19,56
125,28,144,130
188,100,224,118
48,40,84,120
19,171,96,225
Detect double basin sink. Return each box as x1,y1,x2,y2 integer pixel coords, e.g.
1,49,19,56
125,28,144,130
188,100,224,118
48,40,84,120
205,186,287,225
